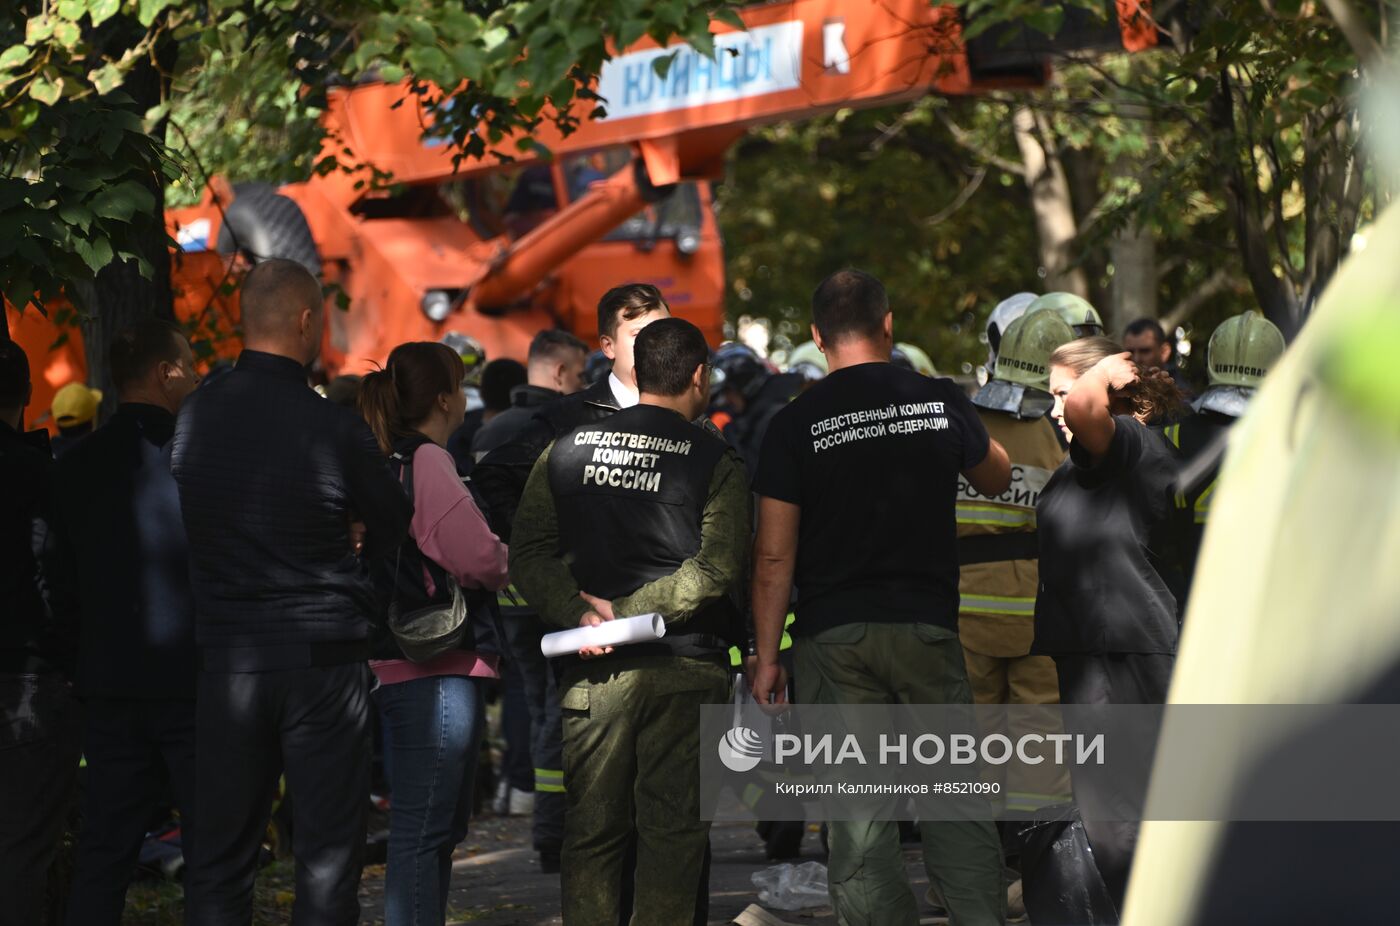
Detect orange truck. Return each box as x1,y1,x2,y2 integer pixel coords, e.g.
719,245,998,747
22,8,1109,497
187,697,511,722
10,0,1155,425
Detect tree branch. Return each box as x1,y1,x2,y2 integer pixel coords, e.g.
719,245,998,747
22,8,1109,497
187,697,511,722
1263,136,1301,288
1161,267,1237,330
867,103,922,155
1155,254,1186,281
1318,0,1385,69
1213,65,1301,334
935,109,1025,177
923,165,986,226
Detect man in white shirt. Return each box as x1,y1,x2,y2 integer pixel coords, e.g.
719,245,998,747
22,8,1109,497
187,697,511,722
473,283,671,533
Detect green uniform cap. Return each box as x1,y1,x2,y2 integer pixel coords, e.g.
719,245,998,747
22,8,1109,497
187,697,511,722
1207,310,1285,389
1027,292,1103,336
994,309,1077,390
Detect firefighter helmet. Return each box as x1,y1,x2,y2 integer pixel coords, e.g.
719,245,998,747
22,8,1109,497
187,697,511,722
1027,292,1104,338
1207,311,1285,389
712,342,770,400
440,332,486,383
994,309,1077,390
892,342,937,377
986,292,1038,367
786,340,828,381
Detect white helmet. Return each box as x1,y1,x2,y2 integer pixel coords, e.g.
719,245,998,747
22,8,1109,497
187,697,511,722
986,292,1038,368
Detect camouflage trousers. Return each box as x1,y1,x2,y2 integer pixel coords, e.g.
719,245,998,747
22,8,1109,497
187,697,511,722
558,653,728,926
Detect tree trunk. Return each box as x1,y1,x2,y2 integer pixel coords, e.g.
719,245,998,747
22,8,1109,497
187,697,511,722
1064,146,1110,312
1109,222,1157,336
1106,71,1157,337
1012,106,1088,296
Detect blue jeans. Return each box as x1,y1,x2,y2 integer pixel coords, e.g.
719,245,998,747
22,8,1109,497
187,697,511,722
376,675,486,926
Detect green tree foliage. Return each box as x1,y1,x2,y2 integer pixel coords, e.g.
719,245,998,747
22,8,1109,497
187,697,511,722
955,0,1386,338
717,0,1388,382
0,0,740,320
716,103,1041,375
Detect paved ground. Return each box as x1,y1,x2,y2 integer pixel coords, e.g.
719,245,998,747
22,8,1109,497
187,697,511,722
354,813,942,926
122,811,949,925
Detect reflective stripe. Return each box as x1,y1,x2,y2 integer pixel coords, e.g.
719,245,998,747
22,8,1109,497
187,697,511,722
497,584,526,608
535,768,565,793
955,503,1036,528
741,783,765,809
1006,790,1074,811
960,594,1035,616
1166,425,1192,509
730,614,798,665
1194,479,1216,525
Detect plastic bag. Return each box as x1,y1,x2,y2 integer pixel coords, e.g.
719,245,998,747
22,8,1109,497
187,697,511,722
731,673,776,761
751,860,829,911
1016,803,1118,925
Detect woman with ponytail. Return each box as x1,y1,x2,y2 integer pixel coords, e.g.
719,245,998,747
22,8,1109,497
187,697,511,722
1031,336,1185,910
358,342,509,926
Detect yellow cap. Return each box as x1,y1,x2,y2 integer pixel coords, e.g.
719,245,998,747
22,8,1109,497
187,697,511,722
52,382,102,427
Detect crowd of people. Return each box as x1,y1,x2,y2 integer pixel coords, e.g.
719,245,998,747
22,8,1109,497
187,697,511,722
0,255,1286,926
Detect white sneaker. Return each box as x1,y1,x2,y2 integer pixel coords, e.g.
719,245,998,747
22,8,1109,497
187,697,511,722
1007,878,1027,922
508,787,536,815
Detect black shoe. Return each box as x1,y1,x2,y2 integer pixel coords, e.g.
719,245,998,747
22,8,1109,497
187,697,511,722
762,820,805,860
539,850,561,874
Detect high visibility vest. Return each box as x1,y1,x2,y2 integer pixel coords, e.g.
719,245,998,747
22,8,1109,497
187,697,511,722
1164,419,1229,526
956,410,1065,658
729,612,795,667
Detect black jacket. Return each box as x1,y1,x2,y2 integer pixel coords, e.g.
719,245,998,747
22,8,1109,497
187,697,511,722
48,404,196,699
469,383,562,460
171,351,412,666
473,377,622,539
722,371,804,480
0,420,70,675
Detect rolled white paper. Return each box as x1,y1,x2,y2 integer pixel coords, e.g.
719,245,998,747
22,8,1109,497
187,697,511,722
539,612,667,658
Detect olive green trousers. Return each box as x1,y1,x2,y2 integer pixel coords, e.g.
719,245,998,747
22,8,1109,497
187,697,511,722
794,622,1006,926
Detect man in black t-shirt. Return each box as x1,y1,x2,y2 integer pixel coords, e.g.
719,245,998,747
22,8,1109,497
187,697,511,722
751,270,1011,925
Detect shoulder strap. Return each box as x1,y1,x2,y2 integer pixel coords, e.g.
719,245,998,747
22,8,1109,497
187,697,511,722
391,448,416,504
385,447,417,607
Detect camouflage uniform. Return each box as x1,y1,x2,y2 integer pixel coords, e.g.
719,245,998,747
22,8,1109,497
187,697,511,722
510,434,750,926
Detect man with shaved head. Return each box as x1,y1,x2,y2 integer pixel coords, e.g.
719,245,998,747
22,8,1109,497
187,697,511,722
172,258,412,925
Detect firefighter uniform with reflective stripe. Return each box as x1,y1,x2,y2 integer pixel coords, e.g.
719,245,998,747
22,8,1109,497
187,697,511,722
509,405,749,926
496,581,567,857
957,410,1072,811
1164,413,1231,602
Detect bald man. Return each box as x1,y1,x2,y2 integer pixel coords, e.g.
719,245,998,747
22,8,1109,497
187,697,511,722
172,259,412,925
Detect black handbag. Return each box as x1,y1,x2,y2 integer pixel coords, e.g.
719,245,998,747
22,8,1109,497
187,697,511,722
386,551,469,663
384,449,470,663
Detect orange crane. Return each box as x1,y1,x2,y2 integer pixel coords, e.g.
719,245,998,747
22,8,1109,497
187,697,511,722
11,0,1156,424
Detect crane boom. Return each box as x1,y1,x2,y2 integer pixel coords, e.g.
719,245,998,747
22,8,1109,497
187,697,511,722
329,0,1152,188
